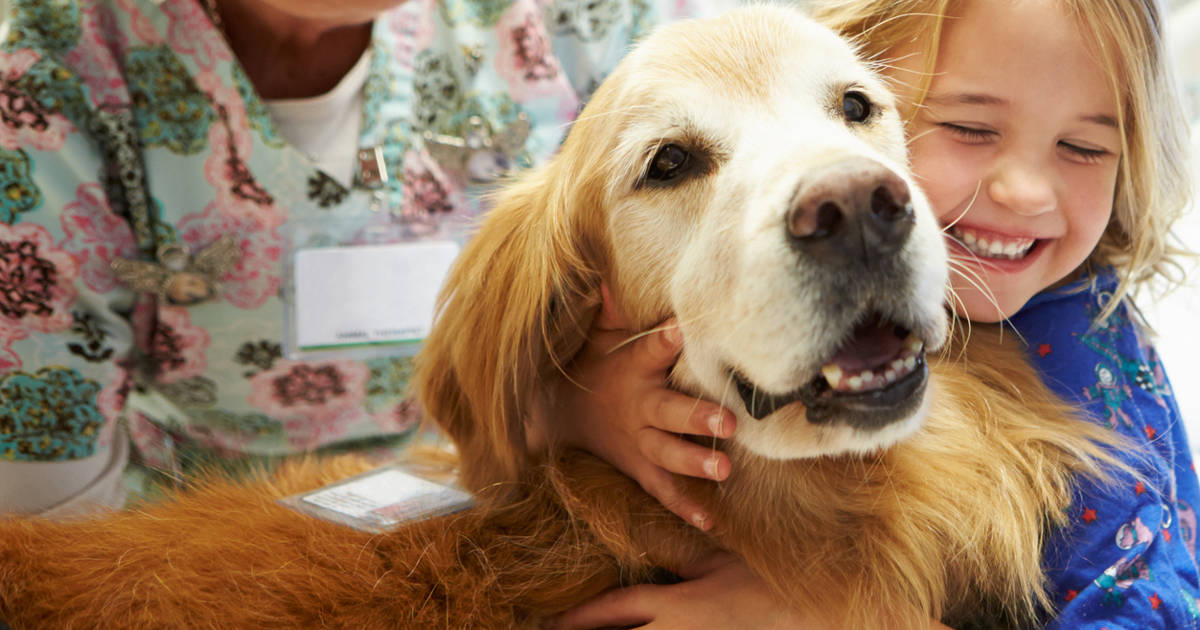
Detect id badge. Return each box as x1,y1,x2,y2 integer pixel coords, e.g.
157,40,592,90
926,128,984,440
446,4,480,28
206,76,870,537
293,240,458,353
282,212,468,361
279,460,473,533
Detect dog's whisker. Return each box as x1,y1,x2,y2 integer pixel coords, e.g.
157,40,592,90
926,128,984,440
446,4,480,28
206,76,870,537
847,11,948,49
947,254,1004,280
945,260,1008,332
944,288,975,365
904,126,940,145
860,48,919,64
946,260,1001,309
943,218,1006,272
609,323,675,354
939,180,982,234
864,59,930,76
945,256,992,291
557,103,656,131
944,263,1028,347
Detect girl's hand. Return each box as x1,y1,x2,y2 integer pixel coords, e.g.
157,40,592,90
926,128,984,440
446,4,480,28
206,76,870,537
545,552,828,630
546,553,957,630
543,283,736,530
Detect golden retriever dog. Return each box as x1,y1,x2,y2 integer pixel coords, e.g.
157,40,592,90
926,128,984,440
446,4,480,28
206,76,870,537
0,6,1122,629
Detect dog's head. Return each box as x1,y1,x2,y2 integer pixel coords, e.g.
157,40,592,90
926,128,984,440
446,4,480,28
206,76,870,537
417,5,949,487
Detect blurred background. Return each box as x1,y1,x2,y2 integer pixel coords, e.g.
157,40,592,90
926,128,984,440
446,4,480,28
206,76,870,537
1150,0,1199,444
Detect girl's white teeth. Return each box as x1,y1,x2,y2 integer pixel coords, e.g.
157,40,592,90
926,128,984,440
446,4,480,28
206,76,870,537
953,227,1035,260
819,334,924,392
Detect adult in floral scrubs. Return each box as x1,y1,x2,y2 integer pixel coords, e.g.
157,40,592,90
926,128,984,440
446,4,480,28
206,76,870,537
0,0,723,513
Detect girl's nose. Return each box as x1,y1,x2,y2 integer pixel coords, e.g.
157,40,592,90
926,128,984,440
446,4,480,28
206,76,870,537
986,159,1057,216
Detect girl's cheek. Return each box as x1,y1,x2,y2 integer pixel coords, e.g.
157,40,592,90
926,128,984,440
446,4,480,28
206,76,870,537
1062,163,1118,220
910,135,987,223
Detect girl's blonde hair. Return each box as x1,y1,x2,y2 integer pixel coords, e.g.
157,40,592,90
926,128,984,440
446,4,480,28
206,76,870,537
810,0,1193,321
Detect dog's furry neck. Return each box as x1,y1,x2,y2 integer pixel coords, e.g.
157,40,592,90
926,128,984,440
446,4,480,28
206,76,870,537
688,330,1125,630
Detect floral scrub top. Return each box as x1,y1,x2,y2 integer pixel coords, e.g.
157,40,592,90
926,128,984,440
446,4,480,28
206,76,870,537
1013,273,1200,629
0,0,725,507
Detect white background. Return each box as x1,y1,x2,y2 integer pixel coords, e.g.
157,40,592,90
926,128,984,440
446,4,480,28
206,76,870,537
1152,0,1200,448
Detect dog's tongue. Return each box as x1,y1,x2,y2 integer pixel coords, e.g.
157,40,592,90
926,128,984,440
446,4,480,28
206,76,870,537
829,315,906,371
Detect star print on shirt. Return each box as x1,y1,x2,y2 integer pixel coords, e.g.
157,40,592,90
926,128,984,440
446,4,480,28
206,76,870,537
1082,508,1098,523
1149,593,1162,610
1145,425,1157,440
1038,343,1053,357
1135,481,1146,495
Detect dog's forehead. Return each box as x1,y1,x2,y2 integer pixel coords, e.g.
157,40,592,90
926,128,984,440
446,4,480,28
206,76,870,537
625,7,871,104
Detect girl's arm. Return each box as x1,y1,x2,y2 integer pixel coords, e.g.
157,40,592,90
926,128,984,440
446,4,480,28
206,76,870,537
548,552,956,630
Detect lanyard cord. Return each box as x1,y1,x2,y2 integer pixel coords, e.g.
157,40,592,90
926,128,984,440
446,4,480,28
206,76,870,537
90,105,160,256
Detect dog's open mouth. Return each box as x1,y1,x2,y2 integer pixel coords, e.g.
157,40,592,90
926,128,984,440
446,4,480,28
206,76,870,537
733,312,929,427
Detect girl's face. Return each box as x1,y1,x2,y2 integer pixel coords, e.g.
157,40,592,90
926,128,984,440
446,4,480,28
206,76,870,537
903,0,1122,322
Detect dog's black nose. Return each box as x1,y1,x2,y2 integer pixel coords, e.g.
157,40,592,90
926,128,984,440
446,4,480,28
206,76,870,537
786,160,915,264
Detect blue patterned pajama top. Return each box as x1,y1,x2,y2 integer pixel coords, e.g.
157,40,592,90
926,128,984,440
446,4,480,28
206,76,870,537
1013,273,1200,628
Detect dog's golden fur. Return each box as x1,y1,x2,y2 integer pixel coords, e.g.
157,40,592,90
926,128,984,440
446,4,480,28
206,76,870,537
0,7,1126,629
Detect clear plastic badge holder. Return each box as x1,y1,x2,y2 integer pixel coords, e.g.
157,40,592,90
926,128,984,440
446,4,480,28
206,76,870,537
280,461,475,533
281,214,474,362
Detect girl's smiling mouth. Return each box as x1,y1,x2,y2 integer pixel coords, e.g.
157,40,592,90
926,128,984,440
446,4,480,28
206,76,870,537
946,225,1041,261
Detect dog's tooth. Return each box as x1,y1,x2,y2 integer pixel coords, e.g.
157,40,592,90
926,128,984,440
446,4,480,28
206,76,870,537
904,356,916,369
861,370,874,383
884,369,897,383
906,334,924,354
822,364,843,388
848,375,863,391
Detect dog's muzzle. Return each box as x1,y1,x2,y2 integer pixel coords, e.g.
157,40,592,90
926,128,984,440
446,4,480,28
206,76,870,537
733,312,930,428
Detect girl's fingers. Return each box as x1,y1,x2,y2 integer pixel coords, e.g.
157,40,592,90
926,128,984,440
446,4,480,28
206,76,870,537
631,461,713,530
545,584,659,630
623,318,683,372
638,427,731,482
594,282,633,331
643,389,735,438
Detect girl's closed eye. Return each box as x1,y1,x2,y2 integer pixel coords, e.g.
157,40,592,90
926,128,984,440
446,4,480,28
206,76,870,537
939,122,996,143
1057,140,1111,164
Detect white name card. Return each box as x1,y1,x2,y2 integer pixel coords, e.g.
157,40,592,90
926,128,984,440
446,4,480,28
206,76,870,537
293,241,459,351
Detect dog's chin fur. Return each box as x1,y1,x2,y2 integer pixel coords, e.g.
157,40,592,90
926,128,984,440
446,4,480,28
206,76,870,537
0,6,1131,630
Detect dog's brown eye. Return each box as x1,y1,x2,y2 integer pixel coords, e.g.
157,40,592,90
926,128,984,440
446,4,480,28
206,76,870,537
842,91,872,123
647,144,689,181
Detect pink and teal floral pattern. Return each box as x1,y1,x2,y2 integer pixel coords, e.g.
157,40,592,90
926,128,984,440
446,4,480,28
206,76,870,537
0,366,104,461
0,222,79,347
59,183,139,293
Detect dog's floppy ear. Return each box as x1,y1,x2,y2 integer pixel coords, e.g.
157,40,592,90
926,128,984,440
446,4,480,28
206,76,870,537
414,157,609,492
